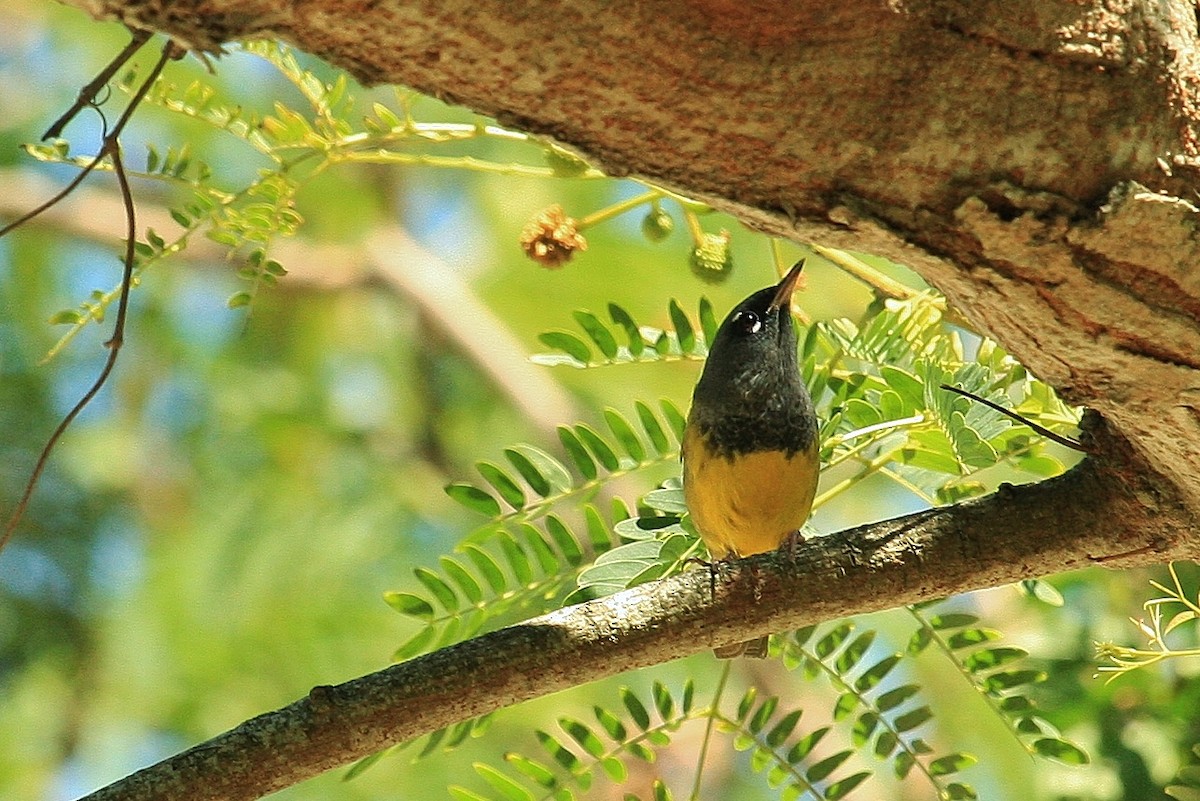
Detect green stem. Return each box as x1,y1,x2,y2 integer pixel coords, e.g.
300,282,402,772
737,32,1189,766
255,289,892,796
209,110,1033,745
690,661,732,801
810,244,917,301
576,190,662,229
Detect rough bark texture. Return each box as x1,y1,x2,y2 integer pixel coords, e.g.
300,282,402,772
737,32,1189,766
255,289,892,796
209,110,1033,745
48,0,1200,798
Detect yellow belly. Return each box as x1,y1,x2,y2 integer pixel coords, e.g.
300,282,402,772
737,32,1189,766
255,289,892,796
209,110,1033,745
682,426,819,559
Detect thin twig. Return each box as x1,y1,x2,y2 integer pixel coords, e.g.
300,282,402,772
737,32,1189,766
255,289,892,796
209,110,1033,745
939,383,1090,453
0,41,177,553
42,27,153,140
0,39,174,239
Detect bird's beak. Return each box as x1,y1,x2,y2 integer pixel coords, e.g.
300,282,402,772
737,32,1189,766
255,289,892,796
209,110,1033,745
767,259,806,313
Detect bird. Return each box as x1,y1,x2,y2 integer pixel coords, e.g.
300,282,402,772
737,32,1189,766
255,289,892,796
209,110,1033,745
682,259,820,658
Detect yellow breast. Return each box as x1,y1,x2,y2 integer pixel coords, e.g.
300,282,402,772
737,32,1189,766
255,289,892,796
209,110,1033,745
682,425,819,559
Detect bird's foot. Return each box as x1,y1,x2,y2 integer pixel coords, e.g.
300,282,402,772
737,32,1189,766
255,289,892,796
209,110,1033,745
780,529,807,563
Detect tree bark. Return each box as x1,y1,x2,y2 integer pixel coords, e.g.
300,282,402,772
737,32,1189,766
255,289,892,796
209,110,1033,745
48,0,1200,798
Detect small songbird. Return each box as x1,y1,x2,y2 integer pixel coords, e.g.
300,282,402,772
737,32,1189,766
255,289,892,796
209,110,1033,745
682,260,820,658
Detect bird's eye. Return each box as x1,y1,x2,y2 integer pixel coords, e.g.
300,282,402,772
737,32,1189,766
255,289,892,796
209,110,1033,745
732,310,762,334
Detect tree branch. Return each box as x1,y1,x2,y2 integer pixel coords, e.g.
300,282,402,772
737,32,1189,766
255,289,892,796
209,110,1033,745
77,419,1200,801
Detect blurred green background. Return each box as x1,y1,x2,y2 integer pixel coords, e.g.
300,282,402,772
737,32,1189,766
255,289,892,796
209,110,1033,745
1,3,1198,800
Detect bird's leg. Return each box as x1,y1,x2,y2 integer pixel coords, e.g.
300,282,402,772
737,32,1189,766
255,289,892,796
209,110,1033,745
781,529,807,563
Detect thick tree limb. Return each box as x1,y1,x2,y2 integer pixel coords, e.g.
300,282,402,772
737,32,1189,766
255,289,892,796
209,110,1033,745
78,417,1200,801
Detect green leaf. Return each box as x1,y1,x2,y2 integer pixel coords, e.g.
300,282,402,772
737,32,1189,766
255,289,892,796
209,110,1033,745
227,291,253,309
594,705,627,741
982,669,1045,693
505,753,557,788
652,682,675,720
504,448,552,497
766,709,803,747
414,567,458,613
384,591,434,620
561,718,605,758
600,757,626,783
929,612,979,630
893,706,933,732
538,331,592,364
586,505,614,552
814,622,854,659
748,697,777,733
835,630,876,673
440,557,483,605
642,488,687,515
947,628,1002,649
660,398,687,442
699,297,718,346
622,687,651,730
545,515,584,566
875,684,921,712
343,749,387,781
1020,578,1065,607
577,539,670,595
963,647,1028,673
575,425,621,472
929,752,978,776
449,786,490,801
805,750,851,782
652,778,672,801
445,483,502,516
880,365,925,411
786,727,828,762
873,730,898,758
825,771,872,800
608,303,644,357
681,679,695,714
832,693,858,722
851,712,879,747
635,401,671,455
515,523,559,575
558,427,597,480
393,625,437,661
906,626,932,655
475,763,535,801
945,782,979,800
855,653,901,692
497,532,533,585
1032,738,1089,765
605,408,646,462
537,730,582,772
893,750,915,779
669,299,695,353
48,309,83,325
477,462,526,509
462,544,507,594
573,310,619,360
736,688,757,721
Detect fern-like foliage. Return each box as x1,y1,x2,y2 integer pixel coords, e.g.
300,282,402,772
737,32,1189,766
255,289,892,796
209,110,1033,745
906,601,1088,765
446,680,877,801
386,400,686,660
531,298,717,368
